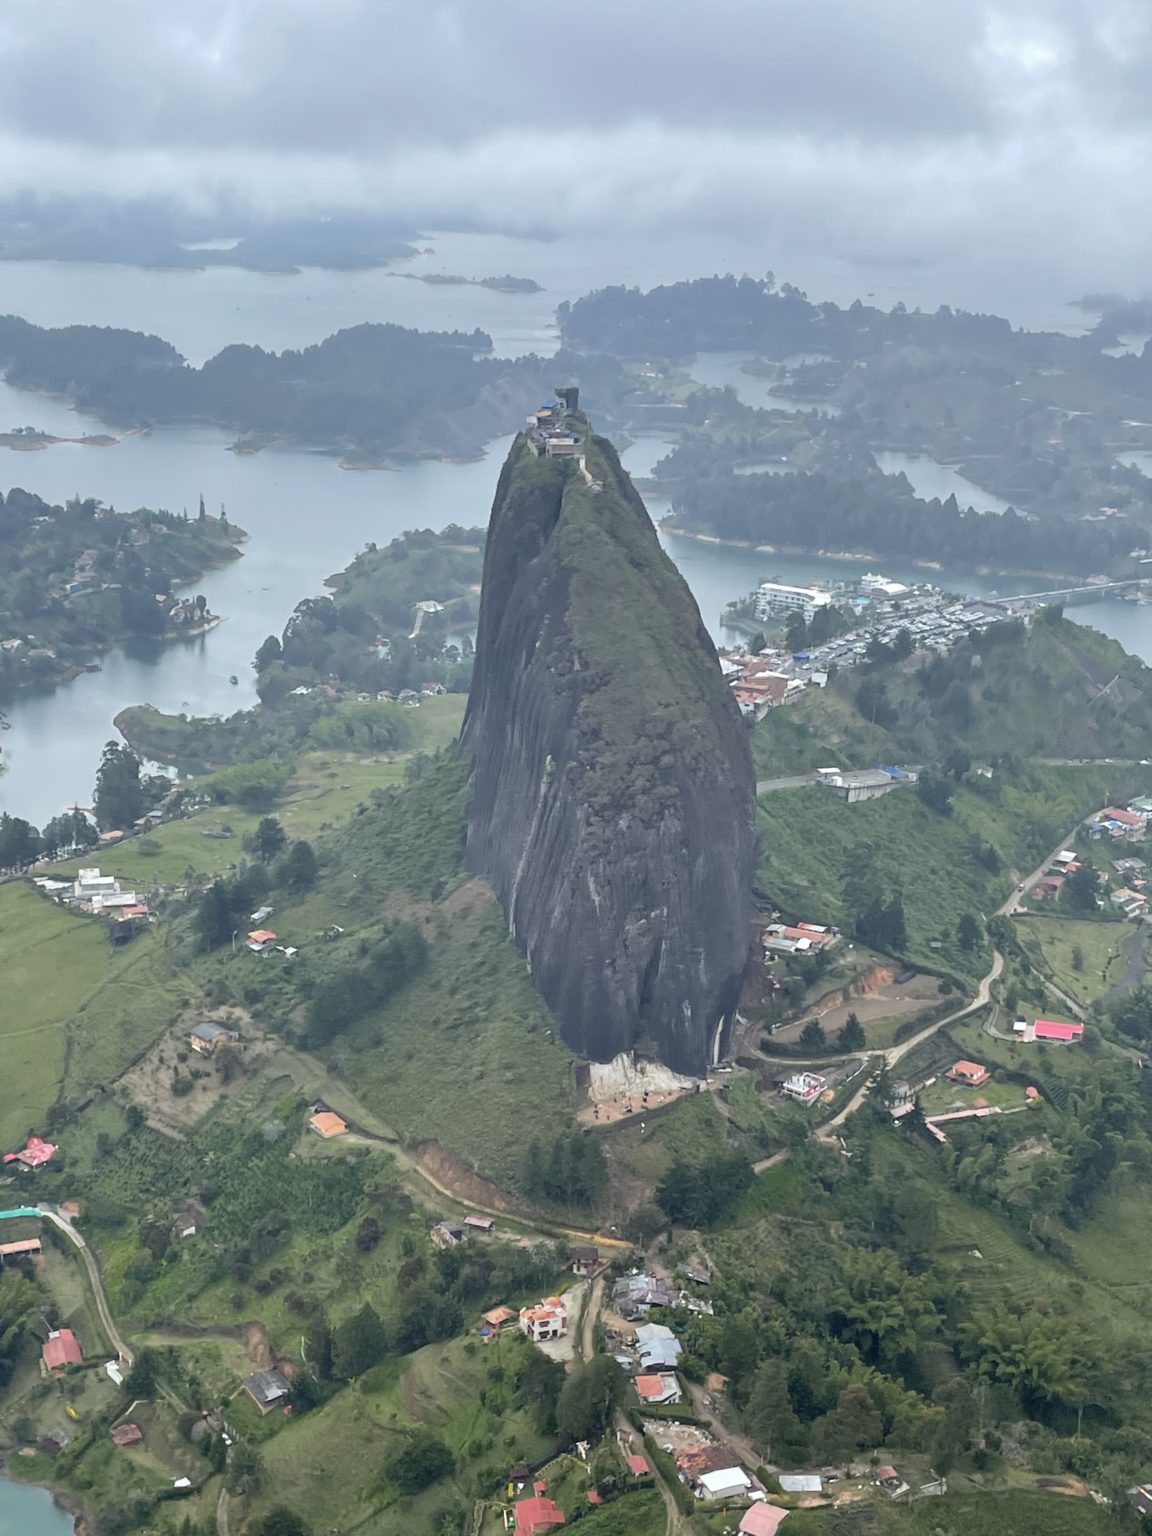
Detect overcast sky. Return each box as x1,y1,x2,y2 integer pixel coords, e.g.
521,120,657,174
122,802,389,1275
1,1,1149,295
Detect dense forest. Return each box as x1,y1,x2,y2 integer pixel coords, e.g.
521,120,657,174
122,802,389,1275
559,274,1052,362
668,466,1145,575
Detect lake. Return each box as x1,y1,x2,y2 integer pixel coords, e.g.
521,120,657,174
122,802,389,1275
687,352,841,416
0,239,1143,828
0,1478,73,1535
873,451,1014,515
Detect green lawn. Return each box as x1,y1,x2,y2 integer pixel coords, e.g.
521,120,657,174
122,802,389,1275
1015,915,1132,1011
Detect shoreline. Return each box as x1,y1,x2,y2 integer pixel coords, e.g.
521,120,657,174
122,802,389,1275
0,1462,84,1533
659,525,1087,585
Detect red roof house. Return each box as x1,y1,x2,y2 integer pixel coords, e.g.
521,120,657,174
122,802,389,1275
513,1495,566,1535
111,1423,144,1448
42,1328,83,1370
626,1454,651,1476
1033,1020,1084,1043
740,1507,791,1536
3,1135,58,1169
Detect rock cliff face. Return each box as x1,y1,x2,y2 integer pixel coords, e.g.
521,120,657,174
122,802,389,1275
461,422,755,1075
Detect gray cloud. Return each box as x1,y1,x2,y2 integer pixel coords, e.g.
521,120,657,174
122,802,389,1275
0,1,1148,298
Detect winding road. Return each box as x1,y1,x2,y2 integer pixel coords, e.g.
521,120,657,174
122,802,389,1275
751,819,1095,1171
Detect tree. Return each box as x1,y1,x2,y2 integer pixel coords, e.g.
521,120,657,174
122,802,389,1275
944,746,972,782
93,740,146,830
1064,864,1101,914
516,1349,566,1432
799,1020,827,1054
254,634,283,673
837,1013,866,1052
746,1358,808,1462
0,813,41,868
332,1302,387,1378
252,816,286,863
252,1510,309,1536
958,913,982,951
121,1348,159,1400
917,770,954,816
784,611,808,654
280,839,318,892
224,1441,264,1497
382,1429,454,1493
355,1216,382,1253
556,1357,626,1443
657,1155,754,1227
196,881,235,952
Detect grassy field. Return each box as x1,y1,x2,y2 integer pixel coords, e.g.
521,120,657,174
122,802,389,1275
0,882,186,1145
329,890,578,1188
51,698,465,891
1015,915,1132,1011
250,1332,557,1536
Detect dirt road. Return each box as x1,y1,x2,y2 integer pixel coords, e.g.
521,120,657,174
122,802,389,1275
38,1202,134,1367
579,1273,604,1363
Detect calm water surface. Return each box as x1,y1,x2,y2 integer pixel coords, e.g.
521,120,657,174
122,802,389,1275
0,1479,73,1535
874,450,1013,515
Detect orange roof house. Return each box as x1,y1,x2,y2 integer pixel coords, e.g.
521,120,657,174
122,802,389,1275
947,1060,990,1088
483,1305,516,1329
309,1111,348,1138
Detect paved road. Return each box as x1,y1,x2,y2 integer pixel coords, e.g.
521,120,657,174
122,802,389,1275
38,1203,134,1366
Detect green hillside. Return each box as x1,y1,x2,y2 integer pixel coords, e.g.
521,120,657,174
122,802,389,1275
755,609,1152,771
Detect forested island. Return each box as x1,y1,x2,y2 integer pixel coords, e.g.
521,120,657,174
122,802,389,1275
663,466,1143,578
0,315,630,461
390,272,543,293
0,488,243,697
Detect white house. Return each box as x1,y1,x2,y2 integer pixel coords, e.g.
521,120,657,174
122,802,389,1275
519,1296,567,1343
698,1468,752,1501
782,1073,826,1104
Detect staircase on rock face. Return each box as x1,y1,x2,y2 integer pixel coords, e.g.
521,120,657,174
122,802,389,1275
461,396,755,1076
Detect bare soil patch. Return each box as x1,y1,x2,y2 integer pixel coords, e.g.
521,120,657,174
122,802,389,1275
119,1011,270,1133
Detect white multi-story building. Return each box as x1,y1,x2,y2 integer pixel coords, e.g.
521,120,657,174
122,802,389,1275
754,581,831,622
